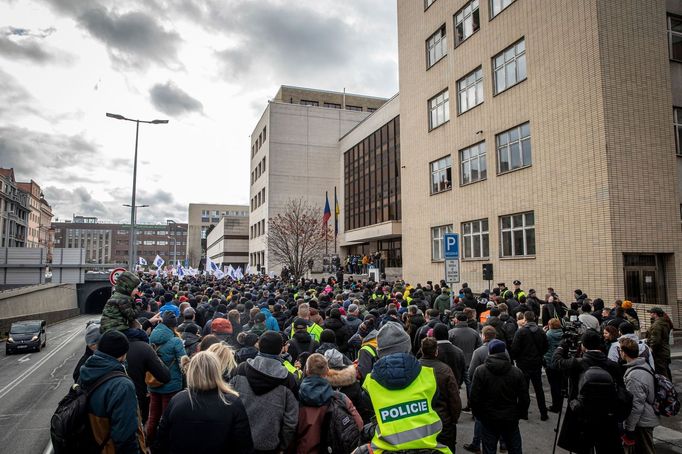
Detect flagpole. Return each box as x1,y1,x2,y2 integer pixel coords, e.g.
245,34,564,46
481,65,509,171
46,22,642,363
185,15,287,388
325,191,328,258
334,186,337,254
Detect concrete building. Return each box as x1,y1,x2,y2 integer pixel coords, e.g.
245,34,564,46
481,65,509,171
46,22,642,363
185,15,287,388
0,169,29,248
186,204,249,267
249,86,387,273
206,215,249,269
53,217,187,266
396,0,682,310
338,94,402,278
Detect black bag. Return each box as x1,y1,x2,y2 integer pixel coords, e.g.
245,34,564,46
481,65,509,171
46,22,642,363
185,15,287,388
50,371,128,454
570,366,632,422
322,392,360,453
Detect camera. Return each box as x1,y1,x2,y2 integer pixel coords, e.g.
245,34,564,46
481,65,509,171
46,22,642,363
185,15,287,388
561,319,584,357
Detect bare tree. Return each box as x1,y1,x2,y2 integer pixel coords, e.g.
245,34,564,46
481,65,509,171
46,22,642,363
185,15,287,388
267,198,330,279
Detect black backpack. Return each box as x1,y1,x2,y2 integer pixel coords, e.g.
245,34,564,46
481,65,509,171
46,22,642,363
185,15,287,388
51,371,129,454
570,366,632,422
322,392,360,453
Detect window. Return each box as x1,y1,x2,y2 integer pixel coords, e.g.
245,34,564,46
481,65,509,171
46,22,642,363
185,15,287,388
455,0,480,45
324,102,341,109
460,142,487,184
428,89,450,130
673,107,682,156
263,126,266,141
457,66,483,113
493,38,526,94
143,240,154,246
497,122,531,173
426,25,447,68
430,156,452,194
301,100,319,107
367,107,377,113
500,211,535,257
490,0,514,18
425,0,436,9
431,225,453,261
669,15,682,61
462,219,489,259
346,105,363,112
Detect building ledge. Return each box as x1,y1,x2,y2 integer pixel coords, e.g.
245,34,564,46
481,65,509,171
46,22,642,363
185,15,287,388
342,221,401,244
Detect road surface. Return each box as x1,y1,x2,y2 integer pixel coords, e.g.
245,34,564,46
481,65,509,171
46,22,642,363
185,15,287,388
0,315,94,454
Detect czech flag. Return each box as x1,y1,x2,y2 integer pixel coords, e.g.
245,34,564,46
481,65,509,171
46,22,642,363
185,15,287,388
323,191,331,228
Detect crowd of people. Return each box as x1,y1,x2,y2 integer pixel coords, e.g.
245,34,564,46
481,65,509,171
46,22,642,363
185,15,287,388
344,252,382,275
70,271,675,454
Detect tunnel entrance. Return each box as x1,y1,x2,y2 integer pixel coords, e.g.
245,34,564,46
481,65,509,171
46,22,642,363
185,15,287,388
84,286,112,314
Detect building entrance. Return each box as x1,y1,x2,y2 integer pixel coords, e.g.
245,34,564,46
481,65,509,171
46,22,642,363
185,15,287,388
623,254,667,305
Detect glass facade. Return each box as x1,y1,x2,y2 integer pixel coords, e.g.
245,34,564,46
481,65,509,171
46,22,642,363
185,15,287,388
344,116,401,230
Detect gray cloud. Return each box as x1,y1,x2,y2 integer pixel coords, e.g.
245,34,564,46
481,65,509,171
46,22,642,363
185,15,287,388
0,69,38,119
149,81,203,116
45,185,112,221
0,26,64,64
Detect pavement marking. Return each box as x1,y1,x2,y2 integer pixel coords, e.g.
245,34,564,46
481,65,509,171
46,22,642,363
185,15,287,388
17,355,31,363
0,327,81,401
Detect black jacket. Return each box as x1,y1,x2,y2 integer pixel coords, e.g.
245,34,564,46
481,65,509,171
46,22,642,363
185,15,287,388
485,316,512,348
124,328,170,403
323,317,350,353
510,322,548,371
287,331,319,362
153,389,253,454
436,340,466,387
72,346,94,383
470,353,530,425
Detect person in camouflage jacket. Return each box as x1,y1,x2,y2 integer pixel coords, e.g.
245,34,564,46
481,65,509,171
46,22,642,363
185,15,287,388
100,271,141,333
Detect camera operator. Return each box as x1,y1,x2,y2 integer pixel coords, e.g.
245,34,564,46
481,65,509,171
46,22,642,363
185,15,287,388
552,330,624,453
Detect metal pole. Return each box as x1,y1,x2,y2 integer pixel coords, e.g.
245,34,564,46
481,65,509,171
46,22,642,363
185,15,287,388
128,120,140,269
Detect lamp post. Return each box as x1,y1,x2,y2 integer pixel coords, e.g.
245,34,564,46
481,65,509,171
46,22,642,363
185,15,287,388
123,203,149,267
166,219,184,265
107,113,168,268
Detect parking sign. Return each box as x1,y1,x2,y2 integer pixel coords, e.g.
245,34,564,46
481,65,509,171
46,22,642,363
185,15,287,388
444,233,459,260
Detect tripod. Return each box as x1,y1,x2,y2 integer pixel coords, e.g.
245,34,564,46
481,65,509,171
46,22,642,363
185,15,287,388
552,385,570,454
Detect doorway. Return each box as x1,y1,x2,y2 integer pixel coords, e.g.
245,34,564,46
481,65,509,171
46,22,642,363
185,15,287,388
623,254,666,305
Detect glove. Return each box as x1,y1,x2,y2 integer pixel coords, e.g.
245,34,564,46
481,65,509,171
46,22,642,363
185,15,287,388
621,434,636,447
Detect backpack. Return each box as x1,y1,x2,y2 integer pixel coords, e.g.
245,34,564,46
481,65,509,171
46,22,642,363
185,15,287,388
322,392,360,453
630,366,681,417
571,366,632,422
624,313,640,331
51,371,128,454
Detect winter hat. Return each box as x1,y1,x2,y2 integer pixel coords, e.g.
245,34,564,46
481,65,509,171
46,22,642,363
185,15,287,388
324,348,345,369
237,331,258,347
622,300,633,310
254,312,266,323
486,301,495,308
488,339,506,354
85,323,102,345
320,329,336,344
115,271,141,296
330,308,342,319
377,322,411,357
581,330,602,350
258,330,283,355
98,330,129,358
211,318,233,335
433,323,449,341
161,311,177,328
293,318,308,330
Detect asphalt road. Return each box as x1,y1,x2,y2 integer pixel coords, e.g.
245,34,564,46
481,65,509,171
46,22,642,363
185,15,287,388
0,315,94,454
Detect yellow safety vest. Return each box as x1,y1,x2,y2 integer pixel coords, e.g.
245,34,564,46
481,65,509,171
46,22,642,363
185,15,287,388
363,366,451,454
360,344,377,358
289,322,324,342
282,360,302,381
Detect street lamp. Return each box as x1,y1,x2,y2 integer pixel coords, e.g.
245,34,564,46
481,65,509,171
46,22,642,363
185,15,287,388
123,204,149,265
166,219,184,265
107,112,168,268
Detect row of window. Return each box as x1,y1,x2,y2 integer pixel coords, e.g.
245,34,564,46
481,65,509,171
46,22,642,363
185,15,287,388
250,219,266,239
425,0,513,18
430,121,531,193
250,251,265,268
251,188,266,212
428,37,526,129
299,99,375,112
251,156,267,185
113,229,187,236
669,14,682,61
431,211,535,261
251,126,267,158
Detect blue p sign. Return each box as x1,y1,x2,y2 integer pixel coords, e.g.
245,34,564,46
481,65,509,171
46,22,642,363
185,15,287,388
444,233,459,259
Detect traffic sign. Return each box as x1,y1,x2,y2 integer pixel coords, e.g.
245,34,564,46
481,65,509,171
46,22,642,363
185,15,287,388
109,267,127,286
445,259,460,284
444,233,459,260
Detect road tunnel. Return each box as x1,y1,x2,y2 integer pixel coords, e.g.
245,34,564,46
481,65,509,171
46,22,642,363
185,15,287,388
84,286,112,314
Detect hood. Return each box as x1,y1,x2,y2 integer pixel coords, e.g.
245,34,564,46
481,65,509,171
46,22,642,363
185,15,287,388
236,346,258,361
346,315,359,322
624,357,649,370
299,376,333,406
499,313,511,321
149,323,174,345
114,271,140,296
260,307,274,318
371,353,421,390
546,328,563,340
618,333,639,343
244,356,290,395
525,322,540,333
484,352,512,375
326,365,357,388
324,317,344,330
79,350,126,387
124,328,149,343
293,331,313,344
363,329,378,343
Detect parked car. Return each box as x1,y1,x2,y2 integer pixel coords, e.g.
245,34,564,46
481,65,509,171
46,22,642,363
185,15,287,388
5,320,47,355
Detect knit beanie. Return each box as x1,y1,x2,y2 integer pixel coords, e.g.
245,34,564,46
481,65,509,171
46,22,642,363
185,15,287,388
324,348,345,369
85,323,102,345
320,329,336,344
98,330,129,358
211,318,233,335
162,311,177,328
258,330,283,355
377,322,411,357
488,339,506,354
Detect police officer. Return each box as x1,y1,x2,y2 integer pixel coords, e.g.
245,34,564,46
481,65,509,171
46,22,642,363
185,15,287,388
358,322,452,453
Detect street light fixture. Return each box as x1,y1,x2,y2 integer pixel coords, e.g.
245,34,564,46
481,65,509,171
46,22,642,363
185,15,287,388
107,112,168,269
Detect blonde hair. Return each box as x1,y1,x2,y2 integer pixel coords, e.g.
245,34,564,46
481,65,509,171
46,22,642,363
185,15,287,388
298,303,310,319
305,353,329,377
207,342,237,378
186,351,238,407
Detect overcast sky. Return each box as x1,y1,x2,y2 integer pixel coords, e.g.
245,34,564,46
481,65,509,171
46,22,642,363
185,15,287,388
0,0,398,224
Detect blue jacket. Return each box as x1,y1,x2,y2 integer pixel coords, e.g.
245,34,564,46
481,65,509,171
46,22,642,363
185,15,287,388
79,351,141,453
148,323,185,393
544,328,563,368
260,307,280,332
158,303,180,318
